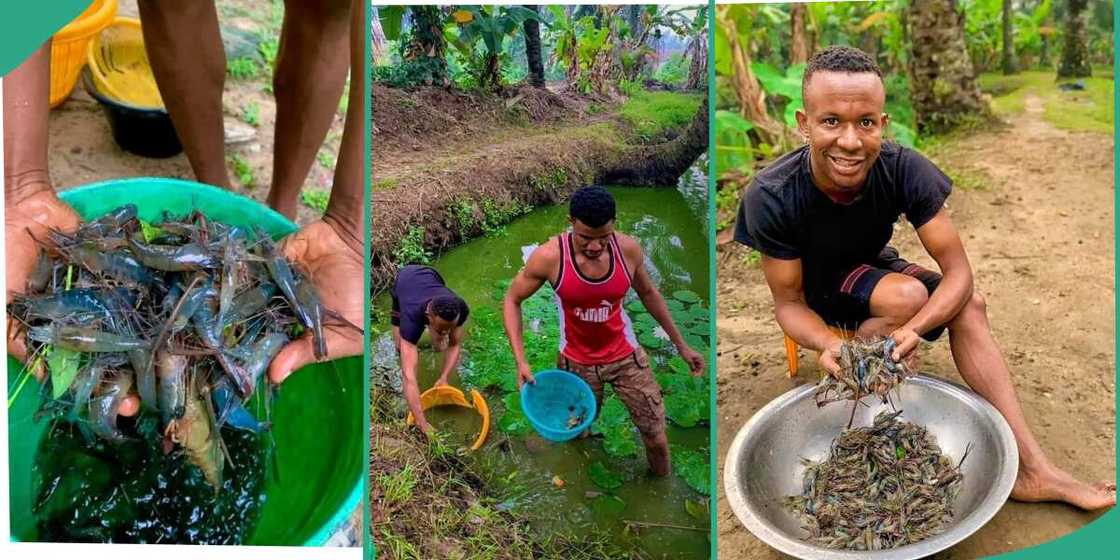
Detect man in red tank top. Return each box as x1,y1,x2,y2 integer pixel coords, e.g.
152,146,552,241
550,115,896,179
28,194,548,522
503,187,705,476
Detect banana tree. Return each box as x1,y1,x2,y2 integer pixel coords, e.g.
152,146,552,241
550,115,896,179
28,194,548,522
450,6,544,89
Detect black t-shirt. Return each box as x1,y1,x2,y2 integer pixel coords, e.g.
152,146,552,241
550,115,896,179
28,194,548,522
734,142,951,287
390,265,468,345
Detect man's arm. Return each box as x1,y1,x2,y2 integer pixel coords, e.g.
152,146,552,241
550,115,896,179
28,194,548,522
626,239,705,375
436,324,464,385
892,209,973,359
760,255,845,375
502,243,553,388
398,336,430,433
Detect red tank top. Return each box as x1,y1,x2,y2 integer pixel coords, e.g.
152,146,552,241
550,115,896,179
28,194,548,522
552,232,638,365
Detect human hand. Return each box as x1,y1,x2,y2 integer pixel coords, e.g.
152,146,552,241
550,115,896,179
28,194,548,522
5,188,140,416
267,219,364,384
516,362,536,390
434,374,450,387
817,338,844,378
889,328,921,367
676,343,706,377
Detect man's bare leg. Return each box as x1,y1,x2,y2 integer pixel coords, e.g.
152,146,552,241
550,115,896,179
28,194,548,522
947,291,1115,509
860,281,1116,510
642,431,671,477
136,0,230,188
267,0,352,219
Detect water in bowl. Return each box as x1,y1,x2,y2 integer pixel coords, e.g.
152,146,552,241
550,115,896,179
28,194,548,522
32,414,266,543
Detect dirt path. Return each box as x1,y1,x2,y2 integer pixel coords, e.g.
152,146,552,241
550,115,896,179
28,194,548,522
716,95,1116,559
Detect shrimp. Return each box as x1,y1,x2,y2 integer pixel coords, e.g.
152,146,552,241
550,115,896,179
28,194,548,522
28,325,147,352
126,234,217,271
156,351,188,427
166,374,223,490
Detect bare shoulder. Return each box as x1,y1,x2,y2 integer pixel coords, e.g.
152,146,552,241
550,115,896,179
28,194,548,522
614,232,644,259
524,236,562,277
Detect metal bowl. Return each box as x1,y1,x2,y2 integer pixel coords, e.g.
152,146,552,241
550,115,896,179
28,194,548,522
724,375,1018,560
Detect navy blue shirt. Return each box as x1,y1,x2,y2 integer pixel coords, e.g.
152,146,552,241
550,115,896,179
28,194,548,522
734,142,951,288
390,265,468,345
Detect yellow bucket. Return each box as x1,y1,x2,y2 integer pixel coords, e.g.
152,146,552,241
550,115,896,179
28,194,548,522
49,0,118,108
406,385,491,450
86,17,165,109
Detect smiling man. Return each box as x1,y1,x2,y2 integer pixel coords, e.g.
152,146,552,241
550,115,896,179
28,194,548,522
391,264,469,434
736,46,1114,509
504,186,705,476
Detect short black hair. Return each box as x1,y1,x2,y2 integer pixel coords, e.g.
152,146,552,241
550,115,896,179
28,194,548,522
802,45,884,102
569,186,615,228
431,294,468,323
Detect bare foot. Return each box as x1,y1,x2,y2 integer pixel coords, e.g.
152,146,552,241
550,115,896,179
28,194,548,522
1012,465,1117,510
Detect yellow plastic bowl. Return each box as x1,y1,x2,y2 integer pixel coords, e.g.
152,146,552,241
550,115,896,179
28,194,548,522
49,0,118,108
406,385,491,450
86,17,165,110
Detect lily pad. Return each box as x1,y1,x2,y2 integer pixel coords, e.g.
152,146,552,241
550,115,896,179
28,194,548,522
665,396,704,428
47,346,82,399
685,498,709,520
588,461,623,490
665,299,685,312
592,394,639,458
638,332,664,350
624,299,645,314
673,290,702,304
668,356,690,376
673,445,710,495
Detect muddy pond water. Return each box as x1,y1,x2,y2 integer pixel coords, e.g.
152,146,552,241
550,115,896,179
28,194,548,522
376,179,711,559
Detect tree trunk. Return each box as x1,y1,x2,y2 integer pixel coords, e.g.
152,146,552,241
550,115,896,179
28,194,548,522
685,30,708,91
404,6,448,87
524,5,545,87
790,4,811,64
371,8,388,65
482,52,501,89
906,0,990,134
1002,0,1018,74
1057,0,1092,78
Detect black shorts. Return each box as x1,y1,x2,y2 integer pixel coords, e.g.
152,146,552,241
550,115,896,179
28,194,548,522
806,247,946,341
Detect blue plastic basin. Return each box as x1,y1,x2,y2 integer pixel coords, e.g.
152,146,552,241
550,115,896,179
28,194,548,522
520,369,597,442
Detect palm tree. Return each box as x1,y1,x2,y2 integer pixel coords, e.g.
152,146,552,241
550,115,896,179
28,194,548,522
1057,0,1092,78
524,5,545,87
906,0,989,133
1002,0,1018,74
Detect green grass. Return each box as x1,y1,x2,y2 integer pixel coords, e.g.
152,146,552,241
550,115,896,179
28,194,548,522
978,70,1113,133
241,102,260,127
300,188,330,213
227,57,260,81
316,149,336,169
227,154,255,189
377,463,418,504
373,178,398,190
618,90,703,141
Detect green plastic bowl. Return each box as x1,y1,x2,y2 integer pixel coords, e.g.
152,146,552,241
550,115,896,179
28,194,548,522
7,178,363,545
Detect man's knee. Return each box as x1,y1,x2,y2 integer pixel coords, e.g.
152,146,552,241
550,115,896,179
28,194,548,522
953,290,988,323
876,275,929,320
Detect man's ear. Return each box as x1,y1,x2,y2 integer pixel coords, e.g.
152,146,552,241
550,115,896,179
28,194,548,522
881,112,891,136
795,109,810,140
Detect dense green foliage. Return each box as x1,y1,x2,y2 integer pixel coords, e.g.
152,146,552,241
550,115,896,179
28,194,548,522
373,5,706,94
